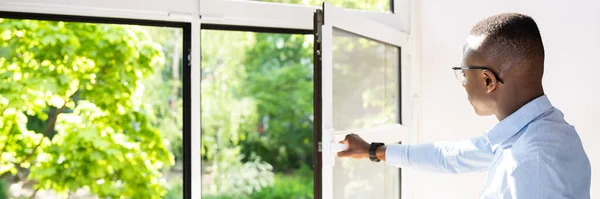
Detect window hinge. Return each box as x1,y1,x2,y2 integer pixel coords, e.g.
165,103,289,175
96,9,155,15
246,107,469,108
315,9,323,44
318,141,322,152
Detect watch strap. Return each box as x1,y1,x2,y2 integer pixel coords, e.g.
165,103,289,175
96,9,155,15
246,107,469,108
369,142,385,162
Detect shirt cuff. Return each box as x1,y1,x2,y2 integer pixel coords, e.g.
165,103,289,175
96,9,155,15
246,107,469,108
385,144,412,168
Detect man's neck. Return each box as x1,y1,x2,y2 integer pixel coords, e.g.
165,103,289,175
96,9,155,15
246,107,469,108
495,89,545,121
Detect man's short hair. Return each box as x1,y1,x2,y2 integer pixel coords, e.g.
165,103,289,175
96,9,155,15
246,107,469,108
471,13,545,69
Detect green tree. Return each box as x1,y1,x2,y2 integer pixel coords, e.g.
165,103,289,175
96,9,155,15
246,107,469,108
142,27,184,163
200,30,315,198
199,31,314,198
240,34,314,171
141,27,185,198
0,19,173,198
201,30,274,197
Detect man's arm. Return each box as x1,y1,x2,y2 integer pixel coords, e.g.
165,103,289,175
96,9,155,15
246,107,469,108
338,135,494,174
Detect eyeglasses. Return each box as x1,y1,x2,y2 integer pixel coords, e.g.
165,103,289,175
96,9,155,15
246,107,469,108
452,66,504,84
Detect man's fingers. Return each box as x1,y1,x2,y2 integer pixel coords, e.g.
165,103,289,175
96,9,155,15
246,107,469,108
340,139,349,146
338,133,359,158
343,134,351,142
337,149,352,158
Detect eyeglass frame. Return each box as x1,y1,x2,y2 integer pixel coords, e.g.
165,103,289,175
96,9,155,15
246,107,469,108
451,66,505,84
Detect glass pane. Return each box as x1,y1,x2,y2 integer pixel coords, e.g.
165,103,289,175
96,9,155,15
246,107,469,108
252,0,390,12
200,30,314,198
332,28,400,132
334,158,387,198
0,18,183,198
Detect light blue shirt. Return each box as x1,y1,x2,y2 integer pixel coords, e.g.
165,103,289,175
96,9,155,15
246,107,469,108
386,95,591,198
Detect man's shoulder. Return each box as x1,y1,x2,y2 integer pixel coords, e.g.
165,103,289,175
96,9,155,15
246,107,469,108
511,108,584,163
521,106,577,140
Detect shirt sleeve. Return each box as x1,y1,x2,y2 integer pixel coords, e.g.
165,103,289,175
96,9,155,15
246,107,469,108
385,136,494,173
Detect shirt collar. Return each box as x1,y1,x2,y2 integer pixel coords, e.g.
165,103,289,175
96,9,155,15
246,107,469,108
485,95,553,151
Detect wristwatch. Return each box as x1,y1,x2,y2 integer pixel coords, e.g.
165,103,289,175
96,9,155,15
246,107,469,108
369,142,385,162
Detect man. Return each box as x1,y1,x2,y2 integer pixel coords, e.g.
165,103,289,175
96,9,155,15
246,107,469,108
337,13,591,198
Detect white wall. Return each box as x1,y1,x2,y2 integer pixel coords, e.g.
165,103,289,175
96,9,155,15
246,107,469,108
414,0,600,198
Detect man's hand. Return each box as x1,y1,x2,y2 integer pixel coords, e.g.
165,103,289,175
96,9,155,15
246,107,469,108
337,134,370,159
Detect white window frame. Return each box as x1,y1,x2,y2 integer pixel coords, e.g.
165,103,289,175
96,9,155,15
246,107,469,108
0,0,418,198
318,2,415,199
199,0,410,33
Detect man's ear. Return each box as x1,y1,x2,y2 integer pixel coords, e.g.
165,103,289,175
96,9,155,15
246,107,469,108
481,70,498,93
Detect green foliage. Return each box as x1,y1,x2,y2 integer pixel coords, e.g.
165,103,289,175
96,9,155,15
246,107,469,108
200,30,314,197
208,152,274,196
240,34,314,172
0,18,173,198
164,179,183,199
250,166,314,199
141,27,184,162
31,102,170,198
0,109,45,176
200,30,275,195
0,179,7,199
204,167,313,199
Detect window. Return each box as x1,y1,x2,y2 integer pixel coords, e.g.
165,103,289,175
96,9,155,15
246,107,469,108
330,27,401,198
200,29,315,198
0,0,412,197
315,3,408,199
0,16,188,199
